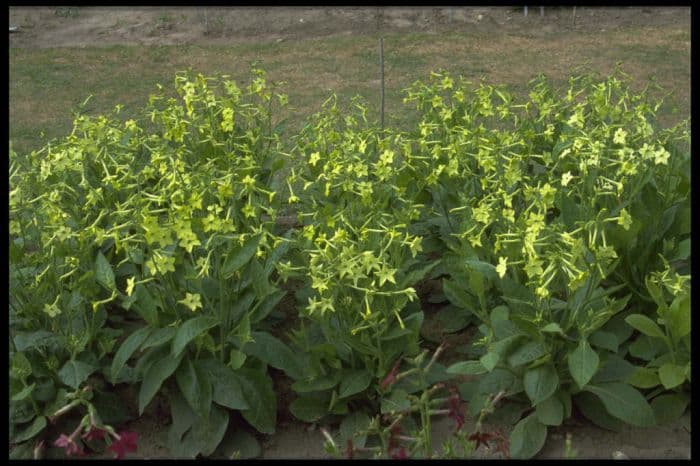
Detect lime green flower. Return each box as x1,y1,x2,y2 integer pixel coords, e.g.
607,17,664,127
654,147,670,165
617,208,633,231
561,171,574,187
472,202,491,225
496,256,508,279
126,277,136,296
145,252,176,276
639,143,655,160
407,236,423,258
179,293,202,312
242,203,256,219
43,301,62,318
613,128,627,145
376,264,397,286
309,152,321,167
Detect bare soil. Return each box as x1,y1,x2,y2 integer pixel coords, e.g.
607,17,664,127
11,6,691,460
9,6,689,50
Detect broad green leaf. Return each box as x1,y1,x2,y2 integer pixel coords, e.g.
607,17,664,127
478,368,522,395
628,335,665,361
338,369,373,399
589,330,618,352
140,326,176,350
535,395,564,426
447,361,488,376
139,351,184,415
58,360,96,390
13,416,46,443
442,279,476,311
626,367,660,388
222,235,261,278
291,374,341,393
436,305,472,333
209,366,249,411
567,339,599,388
574,391,623,431
171,316,218,358
666,293,690,342
13,331,56,352
507,341,547,367
381,389,410,414
167,390,199,458
10,352,32,381
398,260,440,288
215,428,261,459
289,393,331,422
176,357,212,419
131,285,160,326
651,393,689,425
625,314,665,339
509,414,547,459
111,326,153,380
238,368,276,434
669,238,690,261
243,331,304,380
229,290,256,328
11,383,35,402
250,289,286,324
95,251,116,291
340,411,370,448
583,383,655,427
658,362,686,389
479,351,500,372
524,364,559,406
541,323,564,335
183,404,229,457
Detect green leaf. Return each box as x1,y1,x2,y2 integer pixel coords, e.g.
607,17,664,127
340,411,370,448
238,368,276,434
535,395,564,426
507,341,547,367
651,393,689,425
13,416,46,443
338,369,373,399
658,362,687,389
478,368,522,395
541,323,564,335
95,251,116,291
381,389,410,414
669,238,690,261
222,234,261,278
11,383,35,402
183,404,229,457
442,279,477,311
209,366,249,411
625,314,665,339
58,360,96,390
666,293,690,342
250,289,286,324
628,335,665,361
289,393,331,422
13,331,56,352
523,364,559,406
436,305,472,333
574,391,623,431
176,357,212,419
140,326,176,350
243,331,304,380
583,383,655,427
567,339,599,388
398,260,440,288
447,361,488,376
291,374,341,393
131,285,160,326
111,326,153,380
171,316,218,358
509,414,547,459
626,367,660,388
479,351,500,372
139,351,184,415
589,330,618,352
167,389,200,458
215,428,261,459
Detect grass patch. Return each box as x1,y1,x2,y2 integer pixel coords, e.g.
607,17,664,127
10,23,689,155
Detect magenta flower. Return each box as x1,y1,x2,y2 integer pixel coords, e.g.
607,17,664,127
53,434,85,457
106,431,138,459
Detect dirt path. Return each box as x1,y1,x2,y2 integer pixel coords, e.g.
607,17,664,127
9,6,689,49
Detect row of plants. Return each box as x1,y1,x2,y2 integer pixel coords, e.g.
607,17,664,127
9,66,690,459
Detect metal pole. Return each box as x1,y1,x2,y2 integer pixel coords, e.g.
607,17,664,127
380,37,385,132
572,6,577,26
540,6,544,17
524,6,528,17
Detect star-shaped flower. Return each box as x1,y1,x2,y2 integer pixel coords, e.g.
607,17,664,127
106,431,138,459
178,293,202,312
496,256,508,279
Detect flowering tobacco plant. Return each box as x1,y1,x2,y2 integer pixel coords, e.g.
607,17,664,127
10,68,293,458
419,69,692,457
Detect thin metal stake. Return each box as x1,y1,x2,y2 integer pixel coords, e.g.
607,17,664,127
380,37,385,133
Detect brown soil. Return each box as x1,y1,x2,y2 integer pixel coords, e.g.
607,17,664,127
9,6,689,50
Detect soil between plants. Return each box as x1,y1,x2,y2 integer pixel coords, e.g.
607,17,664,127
10,6,691,460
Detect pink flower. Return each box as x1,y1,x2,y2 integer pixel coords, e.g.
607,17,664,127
390,446,408,459
107,431,138,459
53,434,85,457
